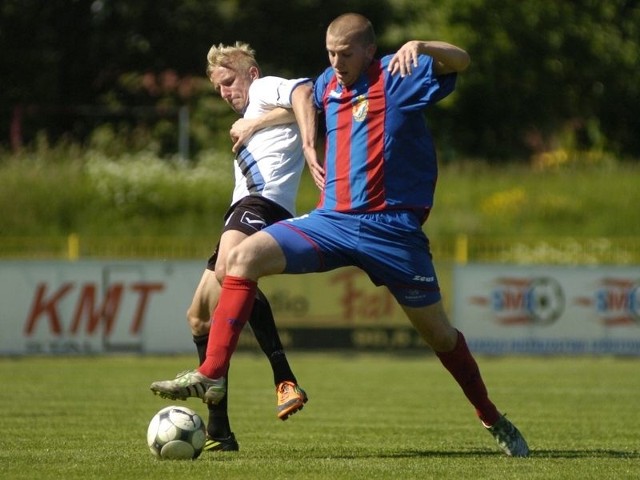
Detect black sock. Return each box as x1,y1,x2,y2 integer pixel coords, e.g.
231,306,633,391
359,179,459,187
207,386,231,439
193,333,208,364
193,333,232,439
248,288,297,385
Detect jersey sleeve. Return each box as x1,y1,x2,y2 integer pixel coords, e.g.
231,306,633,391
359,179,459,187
250,76,312,109
312,67,333,110
381,54,457,110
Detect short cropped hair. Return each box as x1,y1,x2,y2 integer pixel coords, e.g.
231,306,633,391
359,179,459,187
327,13,376,47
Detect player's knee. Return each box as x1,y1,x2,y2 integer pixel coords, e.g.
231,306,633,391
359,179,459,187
430,325,458,352
186,306,209,336
405,301,457,351
185,306,198,329
226,244,257,274
214,266,226,285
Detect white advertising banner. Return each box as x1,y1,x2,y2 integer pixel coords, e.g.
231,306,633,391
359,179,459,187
0,260,411,355
4,260,640,355
454,264,640,355
0,260,204,355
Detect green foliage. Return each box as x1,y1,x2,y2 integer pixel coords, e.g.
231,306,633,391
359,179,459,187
2,0,639,159
0,146,233,236
1,148,638,238
0,141,95,236
85,151,232,216
429,154,640,238
1,354,639,479
445,0,640,159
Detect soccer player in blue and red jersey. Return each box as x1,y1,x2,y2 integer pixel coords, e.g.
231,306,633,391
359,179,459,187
151,13,529,457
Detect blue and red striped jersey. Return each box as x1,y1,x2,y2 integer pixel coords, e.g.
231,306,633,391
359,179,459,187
313,55,456,214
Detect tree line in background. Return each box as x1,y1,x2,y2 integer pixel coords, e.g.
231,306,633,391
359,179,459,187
1,0,639,162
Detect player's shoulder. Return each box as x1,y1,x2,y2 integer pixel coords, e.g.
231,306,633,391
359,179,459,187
253,75,310,92
248,76,282,101
258,75,287,83
314,67,337,91
252,76,284,89
381,52,433,71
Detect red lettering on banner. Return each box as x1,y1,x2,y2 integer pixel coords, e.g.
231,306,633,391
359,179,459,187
606,291,628,311
23,282,165,337
130,283,164,333
333,269,394,322
70,284,124,335
24,283,74,335
503,290,525,310
335,270,363,321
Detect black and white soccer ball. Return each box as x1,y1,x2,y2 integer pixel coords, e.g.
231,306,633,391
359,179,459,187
147,405,206,460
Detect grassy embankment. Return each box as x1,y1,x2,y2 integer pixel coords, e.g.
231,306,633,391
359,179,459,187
1,148,638,257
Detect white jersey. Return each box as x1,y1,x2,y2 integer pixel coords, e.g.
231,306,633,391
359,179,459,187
231,76,310,216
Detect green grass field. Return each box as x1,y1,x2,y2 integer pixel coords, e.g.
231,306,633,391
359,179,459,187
2,353,638,479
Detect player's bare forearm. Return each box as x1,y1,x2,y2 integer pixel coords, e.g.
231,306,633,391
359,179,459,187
388,40,470,77
291,82,324,189
230,108,295,153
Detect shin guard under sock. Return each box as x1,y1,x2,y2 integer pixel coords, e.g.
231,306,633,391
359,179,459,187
199,275,257,378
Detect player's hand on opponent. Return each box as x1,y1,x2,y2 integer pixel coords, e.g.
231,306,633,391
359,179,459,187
303,145,325,190
230,118,260,153
388,40,422,77
389,40,470,76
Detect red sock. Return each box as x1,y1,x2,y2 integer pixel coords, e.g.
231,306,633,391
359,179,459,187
436,330,500,426
198,275,257,378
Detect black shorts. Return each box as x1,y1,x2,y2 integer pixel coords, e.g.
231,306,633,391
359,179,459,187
206,195,293,270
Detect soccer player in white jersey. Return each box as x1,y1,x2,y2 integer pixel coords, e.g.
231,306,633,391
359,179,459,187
151,42,311,452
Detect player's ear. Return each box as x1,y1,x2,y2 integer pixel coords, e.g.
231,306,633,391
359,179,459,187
365,44,377,62
249,66,259,81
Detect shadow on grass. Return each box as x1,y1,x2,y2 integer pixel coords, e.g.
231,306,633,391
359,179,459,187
524,449,640,459
332,448,640,459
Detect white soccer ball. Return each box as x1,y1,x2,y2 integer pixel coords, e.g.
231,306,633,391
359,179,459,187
147,405,206,460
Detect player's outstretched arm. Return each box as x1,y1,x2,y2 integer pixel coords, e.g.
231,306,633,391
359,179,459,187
291,82,324,190
230,107,296,153
388,40,470,77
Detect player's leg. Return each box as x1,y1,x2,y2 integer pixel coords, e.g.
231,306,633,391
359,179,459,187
198,210,350,386
358,210,502,424
151,197,307,414
401,301,500,423
216,225,307,420
148,236,285,405
359,211,529,457
186,267,239,451
402,302,529,457
198,230,288,394
150,210,340,406
251,287,308,420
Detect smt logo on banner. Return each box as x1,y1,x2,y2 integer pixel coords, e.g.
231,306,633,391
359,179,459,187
454,265,640,355
468,276,565,326
575,278,640,326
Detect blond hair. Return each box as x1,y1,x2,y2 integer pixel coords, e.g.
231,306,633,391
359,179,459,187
206,41,259,78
